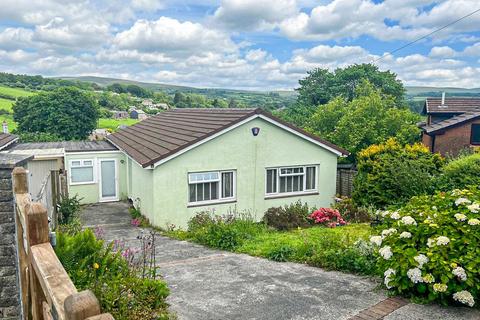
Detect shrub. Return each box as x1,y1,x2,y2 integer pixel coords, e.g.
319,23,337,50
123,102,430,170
56,229,170,319
187,211,265,251
353,138,443,208
371,187,480,307
266,245,294,262
58,194,82,224
434,153,480,191
310,208,346,227
308,239,377,275
333,197,373,223
263,200,313,231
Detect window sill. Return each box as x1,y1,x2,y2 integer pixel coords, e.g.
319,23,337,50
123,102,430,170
187,199,237,208
264,191,319,200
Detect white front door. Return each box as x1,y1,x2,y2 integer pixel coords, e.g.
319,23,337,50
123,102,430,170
99,159,118,202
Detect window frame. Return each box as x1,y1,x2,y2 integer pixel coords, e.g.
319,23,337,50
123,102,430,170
187,170,236,206
471,124,480,145
265,165,318,198
69,159,96,185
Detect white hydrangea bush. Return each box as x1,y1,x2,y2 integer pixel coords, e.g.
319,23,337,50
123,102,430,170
371,188,480,306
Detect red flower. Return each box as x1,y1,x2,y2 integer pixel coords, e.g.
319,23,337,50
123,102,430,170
309,208,346,228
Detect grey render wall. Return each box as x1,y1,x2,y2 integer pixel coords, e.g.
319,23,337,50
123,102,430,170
0,154,32,320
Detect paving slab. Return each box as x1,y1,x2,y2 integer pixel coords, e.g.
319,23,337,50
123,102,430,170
80,202,480,320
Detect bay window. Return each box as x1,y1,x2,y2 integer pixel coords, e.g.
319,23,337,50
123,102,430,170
188,170,235,204
266,165,317,196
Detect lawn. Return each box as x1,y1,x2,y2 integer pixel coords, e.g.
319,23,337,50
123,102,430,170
0,85,35,98
167,222,377,275
98,118,138,131
0,98,14,112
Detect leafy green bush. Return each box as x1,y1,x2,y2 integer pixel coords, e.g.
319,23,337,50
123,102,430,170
353,138,443,208
58,194,82,224
263,200,313,231
371,187,480,306
187,211,265,251
333,197,373,223
266,245,294,262
56,229,170,319
18,131,63,142
435,153,480,192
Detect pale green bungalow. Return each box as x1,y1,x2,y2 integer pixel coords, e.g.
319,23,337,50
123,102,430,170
0,108,348,228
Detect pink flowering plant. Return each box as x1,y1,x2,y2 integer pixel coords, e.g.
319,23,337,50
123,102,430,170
309,208,346,228
372,187,480,307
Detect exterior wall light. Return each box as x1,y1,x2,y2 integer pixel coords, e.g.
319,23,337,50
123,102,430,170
251,127,260,136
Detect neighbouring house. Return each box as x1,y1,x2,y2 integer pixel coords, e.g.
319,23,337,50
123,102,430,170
1,140,123,203
420,94,480,156
1,108,348,228
130,109,148,120
141,99,154,107
112,110,129,119
89,128,109,141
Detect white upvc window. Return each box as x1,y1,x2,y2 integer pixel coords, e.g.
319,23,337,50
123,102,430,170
265,165,318,197
70,159,95,185
188,170,236,205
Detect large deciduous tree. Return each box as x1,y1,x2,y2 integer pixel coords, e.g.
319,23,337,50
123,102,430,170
306,81,421,161
13,87,99,140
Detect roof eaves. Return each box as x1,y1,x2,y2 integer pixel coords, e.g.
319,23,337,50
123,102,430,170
0,135,19,151
424,112,480,134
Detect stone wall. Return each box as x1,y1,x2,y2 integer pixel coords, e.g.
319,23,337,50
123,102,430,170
0,167,20,319
0,154,32,320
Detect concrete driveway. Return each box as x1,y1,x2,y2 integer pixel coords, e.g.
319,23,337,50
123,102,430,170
81,202,480,320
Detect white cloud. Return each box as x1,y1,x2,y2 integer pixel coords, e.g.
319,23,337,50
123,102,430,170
429,46,457,58
114,17,236,56
213,0,298,31
279,0,480,42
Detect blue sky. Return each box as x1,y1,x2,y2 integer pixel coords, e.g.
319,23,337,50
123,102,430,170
1,0,480,90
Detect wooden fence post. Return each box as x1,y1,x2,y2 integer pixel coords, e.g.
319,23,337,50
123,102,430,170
13,167,29,194
26,202,49,320
64,291,101,320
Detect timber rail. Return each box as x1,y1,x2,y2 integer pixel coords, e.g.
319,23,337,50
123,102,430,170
13,167,113,320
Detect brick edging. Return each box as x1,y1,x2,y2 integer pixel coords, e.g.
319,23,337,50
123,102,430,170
348,297,409,320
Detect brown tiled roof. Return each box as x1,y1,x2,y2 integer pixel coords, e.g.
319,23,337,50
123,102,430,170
107,108,348,167
423,111,480,134
424,98,480,114
0,133,18,150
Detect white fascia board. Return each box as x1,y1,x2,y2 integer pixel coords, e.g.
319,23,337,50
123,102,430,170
65,150,123,155
0,137,18,151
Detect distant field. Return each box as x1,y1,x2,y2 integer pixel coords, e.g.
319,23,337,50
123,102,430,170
98,118,138,131
0,85,35,98
0,98,14,112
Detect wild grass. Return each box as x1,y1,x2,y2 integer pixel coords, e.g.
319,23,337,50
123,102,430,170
166,214,377,275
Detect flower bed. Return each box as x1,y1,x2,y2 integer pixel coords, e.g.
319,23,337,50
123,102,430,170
371,187,480,307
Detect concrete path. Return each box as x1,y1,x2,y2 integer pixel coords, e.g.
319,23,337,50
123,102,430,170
80,202,480,320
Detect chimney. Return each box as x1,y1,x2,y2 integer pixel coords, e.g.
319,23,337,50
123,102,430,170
441,92,446,106
2,121,8,134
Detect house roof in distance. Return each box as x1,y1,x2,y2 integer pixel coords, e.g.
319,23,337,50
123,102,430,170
0,133,18,151
422,111,480,134
2,141,118,158
423,98,480,114
107,108,349,168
